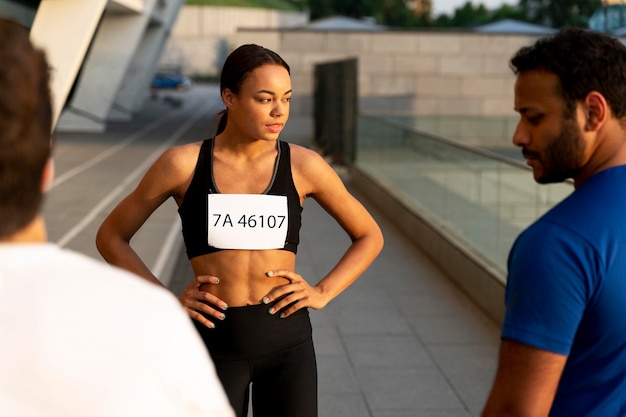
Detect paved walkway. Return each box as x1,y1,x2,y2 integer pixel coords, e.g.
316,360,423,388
48,85,501,417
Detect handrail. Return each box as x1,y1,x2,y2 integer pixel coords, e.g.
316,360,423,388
359,111,576,186
355,112,575,277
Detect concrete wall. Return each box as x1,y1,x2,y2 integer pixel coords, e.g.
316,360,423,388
163,7,544,119
31,0,185,132
164,7,540,118
62,1,186,132
31,2,539,131
350,165,506,324
29,0,109,128
232,29,538,118
160,6,308,76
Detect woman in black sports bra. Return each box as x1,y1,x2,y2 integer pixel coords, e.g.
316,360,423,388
96,44,383,417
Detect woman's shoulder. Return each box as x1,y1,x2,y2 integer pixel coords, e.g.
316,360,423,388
285,142,327,168
165,140,204,159
157,141,204,171
144,141,205,191
285,142,342,194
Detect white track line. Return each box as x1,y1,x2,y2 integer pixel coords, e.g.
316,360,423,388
151,219,182,285
51,113,180,190
56,101,211,248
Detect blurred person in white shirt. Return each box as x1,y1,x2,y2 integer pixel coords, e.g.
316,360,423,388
0,16,234,417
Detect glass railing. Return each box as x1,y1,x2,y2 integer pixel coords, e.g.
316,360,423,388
382,115,520,151
356,113,574,280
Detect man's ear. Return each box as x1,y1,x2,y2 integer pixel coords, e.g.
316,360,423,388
41,158,54,193
583,91,608,132
221,88,235,107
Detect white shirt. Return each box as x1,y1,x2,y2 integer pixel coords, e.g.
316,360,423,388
0,243,234,417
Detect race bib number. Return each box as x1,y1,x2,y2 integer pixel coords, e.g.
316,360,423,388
207,194,288,250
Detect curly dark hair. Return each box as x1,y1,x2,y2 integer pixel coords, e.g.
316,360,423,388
0,18,52,238
510,28,626,120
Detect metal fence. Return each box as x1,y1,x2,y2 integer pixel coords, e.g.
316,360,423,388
313,58,357,165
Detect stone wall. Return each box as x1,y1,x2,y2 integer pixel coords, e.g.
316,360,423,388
233,29,538,118
163,6,543,118
160,6,307,76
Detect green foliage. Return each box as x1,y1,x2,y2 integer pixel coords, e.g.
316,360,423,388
380,0,422,26
519,0,602,27
185,0,299,10
185,0,602,29
429,2,531,27
450,2,491,26
283,0,308,11
306,0,531,28
490,4,530,22
309,0,380,20
308,0,334,20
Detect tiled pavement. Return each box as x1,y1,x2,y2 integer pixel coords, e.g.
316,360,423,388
47,85,501,417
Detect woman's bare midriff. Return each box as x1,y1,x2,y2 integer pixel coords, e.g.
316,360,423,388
191,249,297,307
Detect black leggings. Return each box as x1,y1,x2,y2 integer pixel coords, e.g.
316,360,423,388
193,302,317,417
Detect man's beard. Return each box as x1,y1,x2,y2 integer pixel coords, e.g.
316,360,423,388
527,119,585,184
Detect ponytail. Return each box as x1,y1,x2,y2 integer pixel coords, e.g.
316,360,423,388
215,109,227,136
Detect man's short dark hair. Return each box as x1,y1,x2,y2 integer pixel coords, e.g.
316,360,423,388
510,28,626,119
0,18,52,238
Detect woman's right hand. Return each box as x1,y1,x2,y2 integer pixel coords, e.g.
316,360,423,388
178,274,228,329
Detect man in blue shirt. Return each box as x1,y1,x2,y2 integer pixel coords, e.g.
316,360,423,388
482,28,626,417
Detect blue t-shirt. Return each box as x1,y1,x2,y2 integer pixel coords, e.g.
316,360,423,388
504,165,626,417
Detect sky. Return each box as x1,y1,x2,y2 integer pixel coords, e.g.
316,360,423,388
431,0,514,17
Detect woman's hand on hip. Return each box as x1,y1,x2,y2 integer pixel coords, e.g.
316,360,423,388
178,274,228,329
261,269,328,318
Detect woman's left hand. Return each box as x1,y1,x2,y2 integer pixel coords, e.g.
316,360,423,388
261,270,329,318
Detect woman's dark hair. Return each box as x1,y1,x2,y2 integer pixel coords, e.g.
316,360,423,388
215,44,290,135
510,28,626,119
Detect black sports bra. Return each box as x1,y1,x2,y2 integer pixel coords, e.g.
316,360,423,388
178,138,302,259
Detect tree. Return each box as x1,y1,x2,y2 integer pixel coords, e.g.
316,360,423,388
284,0,308,10
307,0,424,26
433,1,528,27
450,1,491,25
308,0,379,20
306,0,328,19
489,4,531,22
335,0,379,18
519,0,602,27
378,0,421,26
